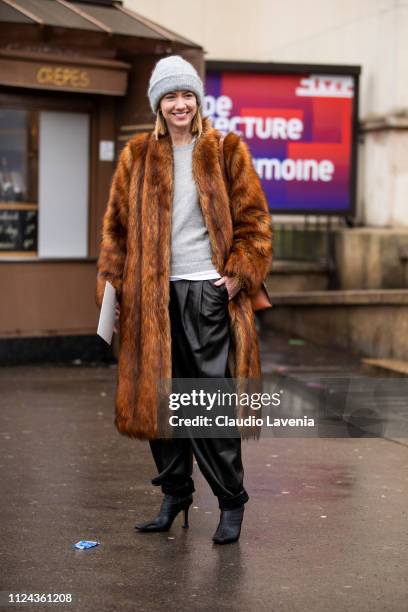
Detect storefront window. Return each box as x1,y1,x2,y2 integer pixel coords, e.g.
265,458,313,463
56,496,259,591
0,109,38,256
0,106,90,259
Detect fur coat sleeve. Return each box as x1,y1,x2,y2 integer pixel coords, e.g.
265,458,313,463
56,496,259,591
95,142,133,310
222,133,273,296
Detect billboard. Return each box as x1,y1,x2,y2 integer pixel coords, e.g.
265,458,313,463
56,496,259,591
205,62,360,215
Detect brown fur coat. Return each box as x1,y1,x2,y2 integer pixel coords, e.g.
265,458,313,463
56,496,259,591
96,116,273,440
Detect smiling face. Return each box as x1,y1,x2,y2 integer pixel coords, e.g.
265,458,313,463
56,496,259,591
159,90,198,131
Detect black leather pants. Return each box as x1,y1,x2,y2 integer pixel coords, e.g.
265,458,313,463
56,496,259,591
149,279,249,510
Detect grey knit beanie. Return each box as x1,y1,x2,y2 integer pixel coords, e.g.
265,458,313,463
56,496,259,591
147,55,204,114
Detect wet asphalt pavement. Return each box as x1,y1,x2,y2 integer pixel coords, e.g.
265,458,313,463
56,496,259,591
0,329,407,612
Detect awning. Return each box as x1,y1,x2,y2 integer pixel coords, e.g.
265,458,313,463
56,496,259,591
0,0,201,47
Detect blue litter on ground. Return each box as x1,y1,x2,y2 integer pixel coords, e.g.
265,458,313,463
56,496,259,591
74,540,100,550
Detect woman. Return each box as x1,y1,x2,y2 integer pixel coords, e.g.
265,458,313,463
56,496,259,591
96,56,273,544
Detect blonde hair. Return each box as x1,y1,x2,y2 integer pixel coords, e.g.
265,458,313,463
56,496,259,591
153,104,204,140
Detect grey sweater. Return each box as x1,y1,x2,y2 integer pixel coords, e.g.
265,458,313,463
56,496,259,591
170,140,217,276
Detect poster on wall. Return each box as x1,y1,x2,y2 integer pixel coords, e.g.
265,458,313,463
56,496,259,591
205,62,360,215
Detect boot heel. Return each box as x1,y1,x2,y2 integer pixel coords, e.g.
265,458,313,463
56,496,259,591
182,504,190,528
135,494,193,533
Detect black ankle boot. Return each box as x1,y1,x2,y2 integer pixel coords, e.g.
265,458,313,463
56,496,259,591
134,493,193,533
212,505,245,544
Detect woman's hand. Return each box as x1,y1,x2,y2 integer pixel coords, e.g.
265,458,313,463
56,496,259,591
113,302,120,334
213,276,241,300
